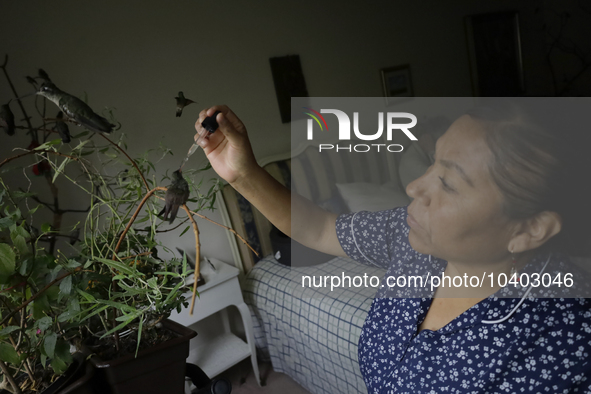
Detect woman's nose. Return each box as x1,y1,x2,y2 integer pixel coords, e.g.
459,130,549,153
406,171,430,205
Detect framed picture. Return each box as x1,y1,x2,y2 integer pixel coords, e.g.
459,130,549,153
269,55,309,123
381,64,413,104
465,11,525,96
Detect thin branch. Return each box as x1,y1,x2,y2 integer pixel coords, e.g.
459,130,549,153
188,208,259,257
0,359,21,394
135,217,190,233
183,205,200,316
112,187,166,259
98,133,149,191
0,149,80,169
0,54,37,143
0,267,82,329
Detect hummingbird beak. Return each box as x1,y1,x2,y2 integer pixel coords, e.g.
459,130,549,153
16,91,37,100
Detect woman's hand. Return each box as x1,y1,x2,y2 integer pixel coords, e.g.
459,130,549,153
194,105,259,186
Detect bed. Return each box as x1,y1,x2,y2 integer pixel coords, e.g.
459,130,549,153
215,128,440,393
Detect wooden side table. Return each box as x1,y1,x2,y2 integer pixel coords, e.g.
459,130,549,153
169,257,261,387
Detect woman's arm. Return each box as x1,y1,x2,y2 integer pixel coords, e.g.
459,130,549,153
195,106,346,257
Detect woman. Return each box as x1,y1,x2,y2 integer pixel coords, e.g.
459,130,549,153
194,101,591,393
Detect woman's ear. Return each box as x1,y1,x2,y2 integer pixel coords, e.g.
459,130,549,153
510,211,562,253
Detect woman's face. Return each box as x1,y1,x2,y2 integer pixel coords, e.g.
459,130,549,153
406,115,517,265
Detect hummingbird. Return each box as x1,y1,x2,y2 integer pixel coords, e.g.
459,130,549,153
36,82,115,133
159,170,190,224
0,103,15,136
55,111,71,143
175,91,194,117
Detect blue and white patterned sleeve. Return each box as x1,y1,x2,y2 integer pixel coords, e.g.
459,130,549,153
335,206,409,270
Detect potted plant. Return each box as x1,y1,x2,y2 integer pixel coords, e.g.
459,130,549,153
0,55,252,394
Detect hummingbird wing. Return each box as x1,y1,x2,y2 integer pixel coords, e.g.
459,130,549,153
59,95,115,133
162,186,190,223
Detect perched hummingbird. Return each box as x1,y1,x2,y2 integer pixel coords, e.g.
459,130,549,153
159,170,190,223
55,111,71,143
36,82,115,133
0,103,15,136
175,91,194,117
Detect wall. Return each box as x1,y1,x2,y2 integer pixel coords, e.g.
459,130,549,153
1,0,577,263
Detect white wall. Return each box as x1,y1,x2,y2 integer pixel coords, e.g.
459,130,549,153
1,0,580,263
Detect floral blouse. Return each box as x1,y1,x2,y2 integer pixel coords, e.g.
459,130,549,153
336,206,591,393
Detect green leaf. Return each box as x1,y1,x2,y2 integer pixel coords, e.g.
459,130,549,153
32,294,50,319
36,316,52,331
164,281,185,305
51,354,68,374
65,259,81,269
0,343,20,365
0,243,16,275
41,223,52,233
179,226,190,237
73,140,90,151
80,304,109,322
28,204,42,215
135,317,143,357
93,257,137,276
0,217,13,229
77,289,96,303
18,257,29,275
12,235,27,256
0,326,20,338
44,332,57,358
59,275,72,296
101,317,136,338
53,158,70,183
97,299,137,314
35,139,62,150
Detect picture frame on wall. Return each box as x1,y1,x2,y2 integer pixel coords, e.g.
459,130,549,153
381,64,413,105
269,54,309,123
465,11,525,96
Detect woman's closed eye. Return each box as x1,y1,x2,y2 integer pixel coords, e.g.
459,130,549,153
439,176,455,192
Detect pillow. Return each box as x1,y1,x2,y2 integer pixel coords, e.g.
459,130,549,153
336,182,410,212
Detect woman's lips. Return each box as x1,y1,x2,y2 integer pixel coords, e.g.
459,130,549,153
407,212,423,230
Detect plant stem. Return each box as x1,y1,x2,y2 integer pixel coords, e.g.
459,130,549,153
0,359,22,394
182,205,200,315
188,208,259,257
0,267,82,328
0,54,37,144
0,149,80,169
98,133,149,191
111,187,166,258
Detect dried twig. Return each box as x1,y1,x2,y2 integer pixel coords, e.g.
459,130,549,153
189,208,259,257
182,205,200,315
98,133,149,191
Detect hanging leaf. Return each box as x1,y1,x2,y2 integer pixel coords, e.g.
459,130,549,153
179,225,190,237
53,157,70,183
59,275,72,296
0,343,20,365
0,243,15,275
44,332,57,358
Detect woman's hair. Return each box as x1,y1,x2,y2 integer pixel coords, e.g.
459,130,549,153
466,99,591,257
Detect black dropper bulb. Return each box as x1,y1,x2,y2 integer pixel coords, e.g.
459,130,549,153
201,111,221,133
